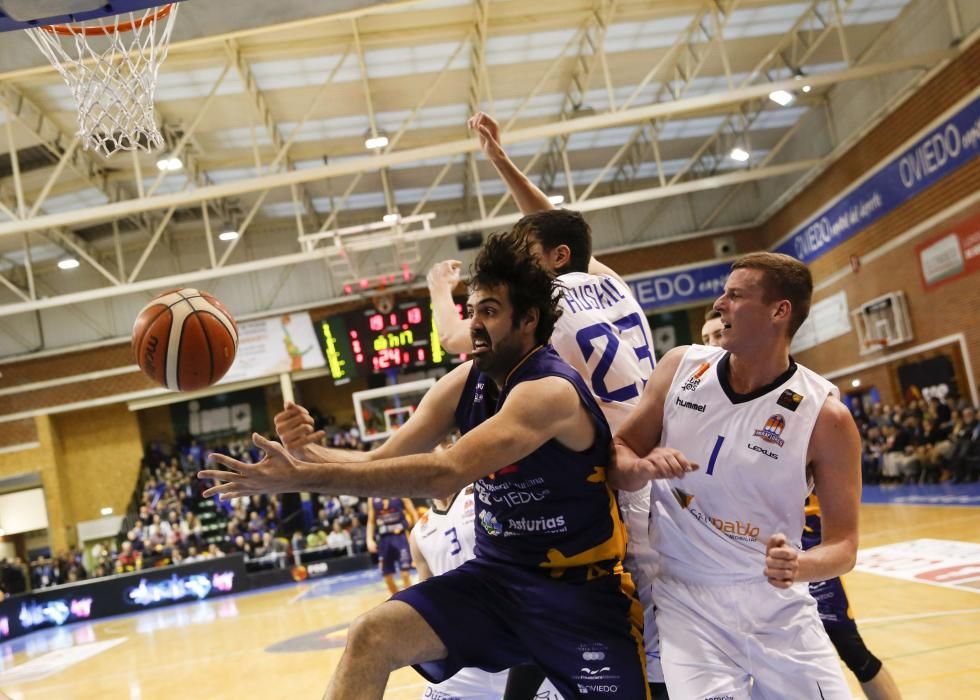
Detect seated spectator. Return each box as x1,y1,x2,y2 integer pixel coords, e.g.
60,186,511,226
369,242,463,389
326,521,352,552
306,530,328,549
950,407,980,483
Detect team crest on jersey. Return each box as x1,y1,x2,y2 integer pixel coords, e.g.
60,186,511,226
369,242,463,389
681,362,712,391
752,414,786,447
480,510,503,536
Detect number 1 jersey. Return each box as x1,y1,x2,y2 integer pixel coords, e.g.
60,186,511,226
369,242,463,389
550,271,655,434
653,344,837,584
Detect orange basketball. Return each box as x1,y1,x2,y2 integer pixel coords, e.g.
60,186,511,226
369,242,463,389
132,288,238,392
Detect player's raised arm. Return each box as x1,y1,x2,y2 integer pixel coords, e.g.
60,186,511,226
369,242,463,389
469,112,554,215
199,362,469,496
609,346,697,491
200,374,588,501
427,260,473,354
770,397,861,586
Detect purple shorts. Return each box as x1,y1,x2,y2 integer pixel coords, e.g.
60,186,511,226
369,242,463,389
392,557,649,699
809,576,856,630
378,533,412,575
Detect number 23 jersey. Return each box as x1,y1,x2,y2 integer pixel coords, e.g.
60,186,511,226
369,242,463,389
652,344,837,584
550,271,655,434
413,487,477,577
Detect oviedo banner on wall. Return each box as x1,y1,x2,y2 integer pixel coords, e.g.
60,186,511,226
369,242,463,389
624,92,980,312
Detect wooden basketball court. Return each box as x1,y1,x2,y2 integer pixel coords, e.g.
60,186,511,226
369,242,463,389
1,500,977,699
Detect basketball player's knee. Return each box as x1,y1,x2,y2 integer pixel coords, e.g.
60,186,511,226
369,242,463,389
826,626,882,683
346,609,393,659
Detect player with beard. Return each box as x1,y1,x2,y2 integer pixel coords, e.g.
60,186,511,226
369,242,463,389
200,233,649,700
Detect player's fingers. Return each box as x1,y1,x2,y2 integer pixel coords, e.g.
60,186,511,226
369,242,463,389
254,432,287,457
308,430,327,444
201,480,243,498
197,468,246,483
766,533,788,551
767,547,796,561
204,454,251,474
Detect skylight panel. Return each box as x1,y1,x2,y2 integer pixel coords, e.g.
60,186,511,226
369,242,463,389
486,28,579,67
250,54,360,91
155,66,246,101
262,202,308,218
364,41,470,80
604,16,700,53
39,188,109,215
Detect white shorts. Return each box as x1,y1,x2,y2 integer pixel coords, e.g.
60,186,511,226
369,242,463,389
620,487,664,683
652,576,850,700
422,668,563,699
422,667,508,700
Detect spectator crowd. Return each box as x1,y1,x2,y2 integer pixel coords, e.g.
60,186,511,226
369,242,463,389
7,427,372,595
855,396,979,485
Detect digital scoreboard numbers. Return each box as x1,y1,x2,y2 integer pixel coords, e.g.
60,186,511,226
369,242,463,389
348,303,435,372
318,301,466,383
318,315,359,383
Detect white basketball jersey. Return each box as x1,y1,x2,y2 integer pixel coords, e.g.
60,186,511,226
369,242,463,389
551,271,656,434
413,487,477,577
651,344,837,584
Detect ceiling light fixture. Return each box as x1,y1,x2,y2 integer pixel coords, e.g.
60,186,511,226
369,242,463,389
850,378,861,388
58,258,80,270
729,147,750,162
382,213,401,224
768,89,794,106
101,507,113,516
218,229,239,241
364,135,389,150
548,194,565,206
155,155,183,172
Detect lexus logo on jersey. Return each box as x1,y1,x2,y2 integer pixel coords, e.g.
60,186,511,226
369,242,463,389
682,362,712,391
753,414,786,447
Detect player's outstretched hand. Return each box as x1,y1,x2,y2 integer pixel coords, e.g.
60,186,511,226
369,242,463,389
199,433,305,500
275,401,325,456
764,533,799,589
467,111,506,162
426,259,462,292
637,446,699,480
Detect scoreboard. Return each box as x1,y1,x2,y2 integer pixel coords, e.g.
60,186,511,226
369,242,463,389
316,300,466,383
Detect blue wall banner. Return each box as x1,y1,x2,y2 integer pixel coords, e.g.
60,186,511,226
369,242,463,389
627,260,732,311
774,93,980,263
624,92,980,312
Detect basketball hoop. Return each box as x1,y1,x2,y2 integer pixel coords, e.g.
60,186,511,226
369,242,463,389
25,3,179,157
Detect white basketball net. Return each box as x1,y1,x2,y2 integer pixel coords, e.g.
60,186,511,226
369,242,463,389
25,4,179,158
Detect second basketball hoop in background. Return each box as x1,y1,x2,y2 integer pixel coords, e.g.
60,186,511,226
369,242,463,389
133,288,238,392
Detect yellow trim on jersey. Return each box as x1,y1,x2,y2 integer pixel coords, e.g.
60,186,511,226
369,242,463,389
541,485,629,576
618,570,653,699
503,345,545,386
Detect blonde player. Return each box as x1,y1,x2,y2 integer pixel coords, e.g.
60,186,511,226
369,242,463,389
429,112,664,698
703,308,901,699
611,252,860,699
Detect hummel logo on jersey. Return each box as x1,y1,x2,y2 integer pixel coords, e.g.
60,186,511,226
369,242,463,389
777,389,804,411
681,362,711,391
752,414,786,447
675,396,706,413
671,488,694,509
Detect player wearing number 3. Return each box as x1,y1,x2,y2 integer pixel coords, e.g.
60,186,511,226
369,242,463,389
610,252,862,699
